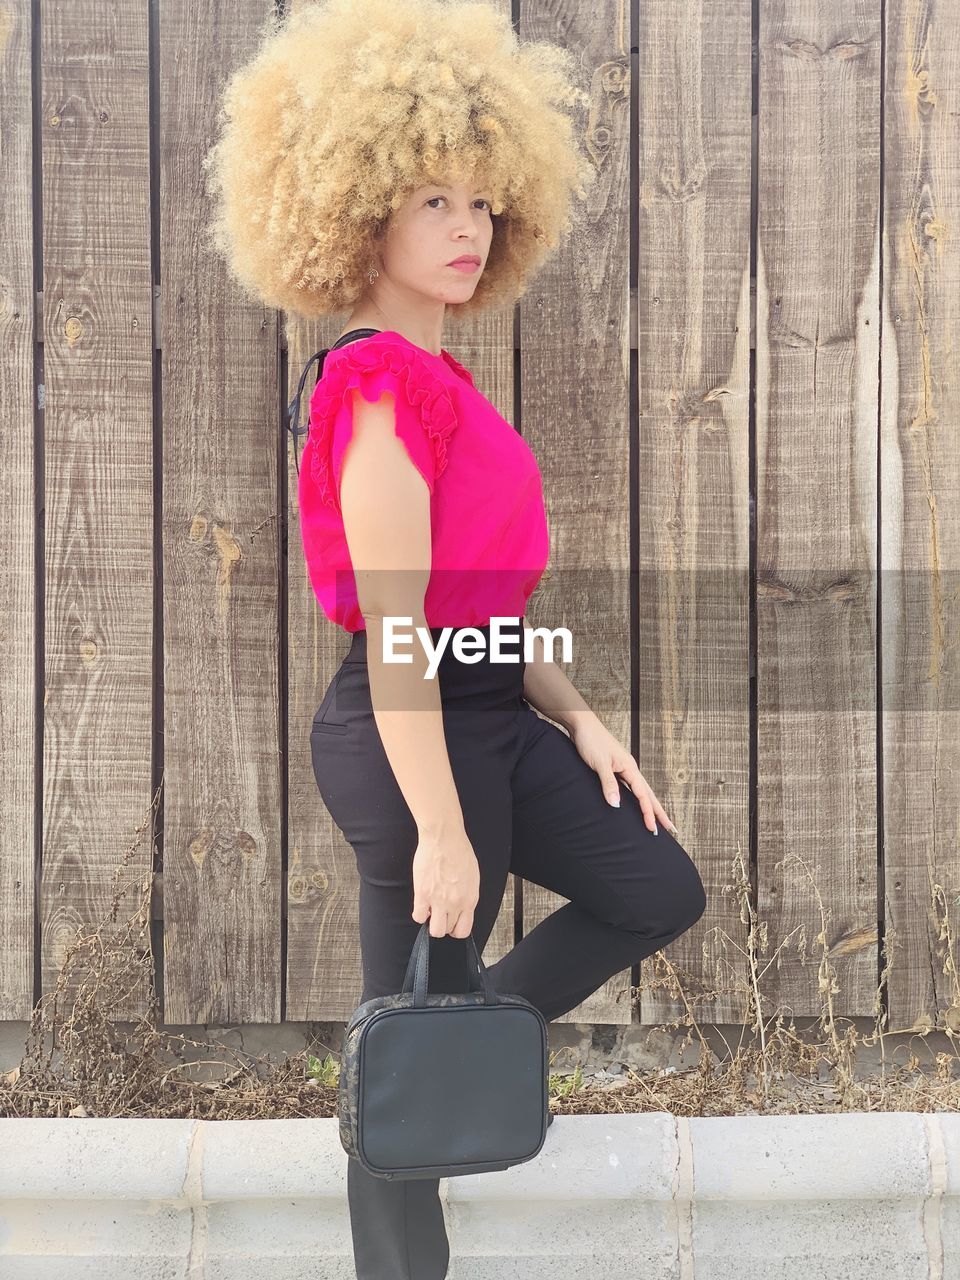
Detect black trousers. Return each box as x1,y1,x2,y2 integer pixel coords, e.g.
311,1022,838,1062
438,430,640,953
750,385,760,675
310,620,707,1279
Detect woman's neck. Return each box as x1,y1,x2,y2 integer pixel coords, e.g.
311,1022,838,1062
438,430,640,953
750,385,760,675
342,310,443,357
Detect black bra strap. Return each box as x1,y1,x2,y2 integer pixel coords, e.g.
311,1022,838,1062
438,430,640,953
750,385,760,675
285,328,383,476
331,327,383,349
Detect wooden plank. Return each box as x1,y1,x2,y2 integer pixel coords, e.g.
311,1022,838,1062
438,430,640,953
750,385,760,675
444,305,519,983
19,0,948,1036
285,303,357,1022
756,0,881,1017
159,1,281,1022
882,3,960,1033
0,0,37,1019
518,0,632,1023
637,0,753,1027
281,0,352,1016
285,0,518,1020
38,0,155,1016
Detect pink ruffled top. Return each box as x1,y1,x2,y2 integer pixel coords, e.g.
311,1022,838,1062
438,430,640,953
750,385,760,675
297,330,550,632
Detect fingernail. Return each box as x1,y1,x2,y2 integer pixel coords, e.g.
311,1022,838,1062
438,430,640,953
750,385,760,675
670,823,679,835
653,820,659,836
608,794,620,807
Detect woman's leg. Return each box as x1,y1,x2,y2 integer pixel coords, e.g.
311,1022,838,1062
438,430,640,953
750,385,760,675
312,698,516,1280
483,701,707,1022
341,695,707,1277
344,872,451,1280
345,851,513,1280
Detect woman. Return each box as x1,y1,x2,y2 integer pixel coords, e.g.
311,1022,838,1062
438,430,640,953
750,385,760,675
205,1,707,1275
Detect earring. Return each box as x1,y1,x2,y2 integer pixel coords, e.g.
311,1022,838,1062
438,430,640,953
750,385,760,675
367,264,379,284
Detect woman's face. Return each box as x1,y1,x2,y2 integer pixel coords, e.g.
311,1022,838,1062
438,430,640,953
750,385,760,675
374,178,494,304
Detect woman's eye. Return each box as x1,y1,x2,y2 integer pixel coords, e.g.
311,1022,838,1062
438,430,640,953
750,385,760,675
426,196,492,211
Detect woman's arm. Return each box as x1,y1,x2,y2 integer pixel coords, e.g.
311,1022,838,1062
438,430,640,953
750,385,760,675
338,388,465,841
520,617,597,733
520,618,678,834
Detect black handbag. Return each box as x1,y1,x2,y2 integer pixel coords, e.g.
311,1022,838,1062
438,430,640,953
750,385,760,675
337,920,550,1180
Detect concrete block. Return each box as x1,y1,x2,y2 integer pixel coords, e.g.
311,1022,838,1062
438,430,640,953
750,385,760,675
689,1113,931,1279
0,1110,950,1277
444,1114,679,1279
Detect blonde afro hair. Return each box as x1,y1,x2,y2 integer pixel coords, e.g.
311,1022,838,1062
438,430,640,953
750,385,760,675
201,0,594,320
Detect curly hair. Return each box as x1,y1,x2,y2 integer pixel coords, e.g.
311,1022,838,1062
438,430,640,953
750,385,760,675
200,0,594,321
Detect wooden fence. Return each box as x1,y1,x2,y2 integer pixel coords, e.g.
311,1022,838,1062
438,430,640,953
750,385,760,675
1,0,957,1033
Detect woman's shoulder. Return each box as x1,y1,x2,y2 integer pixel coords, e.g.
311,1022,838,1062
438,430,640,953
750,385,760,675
305,330,465,509
438,346,475,389
320,329,474,393
310,330,464,424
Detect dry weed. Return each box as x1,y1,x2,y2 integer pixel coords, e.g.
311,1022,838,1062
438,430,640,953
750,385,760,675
2,814,958,1121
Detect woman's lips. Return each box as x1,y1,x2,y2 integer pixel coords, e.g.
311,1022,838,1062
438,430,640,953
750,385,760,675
447,260,480,273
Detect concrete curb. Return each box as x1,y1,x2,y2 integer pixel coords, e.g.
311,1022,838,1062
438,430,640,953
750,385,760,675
0,1113,957,1277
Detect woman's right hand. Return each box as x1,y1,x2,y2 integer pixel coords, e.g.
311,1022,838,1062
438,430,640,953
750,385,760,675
411,826,481,939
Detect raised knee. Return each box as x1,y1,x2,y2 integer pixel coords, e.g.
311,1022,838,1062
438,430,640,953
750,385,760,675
620,862,706,940
667,838,707,932
661,884,706,939
683,873,707,929
671,852,707,928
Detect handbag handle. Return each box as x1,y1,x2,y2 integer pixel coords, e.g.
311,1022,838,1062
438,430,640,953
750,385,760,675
284,328,382,476
401,920,500,1008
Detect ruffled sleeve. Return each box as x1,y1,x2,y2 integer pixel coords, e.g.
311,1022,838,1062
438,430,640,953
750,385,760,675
305,336,458,515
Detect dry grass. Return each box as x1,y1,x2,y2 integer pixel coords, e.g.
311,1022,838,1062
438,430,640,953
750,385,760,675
2,807,958,1121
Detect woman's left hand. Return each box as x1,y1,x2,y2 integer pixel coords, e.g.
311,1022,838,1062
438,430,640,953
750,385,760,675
567,710,678,836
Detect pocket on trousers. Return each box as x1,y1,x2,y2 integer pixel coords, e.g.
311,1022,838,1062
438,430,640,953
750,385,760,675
311,719,348,736
311,668,350,736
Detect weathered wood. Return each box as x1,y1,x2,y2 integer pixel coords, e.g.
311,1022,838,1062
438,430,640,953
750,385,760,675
636,2,753,1027
0,0,37,1019
449,301,521,983
13,0,960,1033
285,299,358,1021
756,0,881,1017
159,0,282,1022
882,1,960,1033
518,0,633,1023
38,0,155,1017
